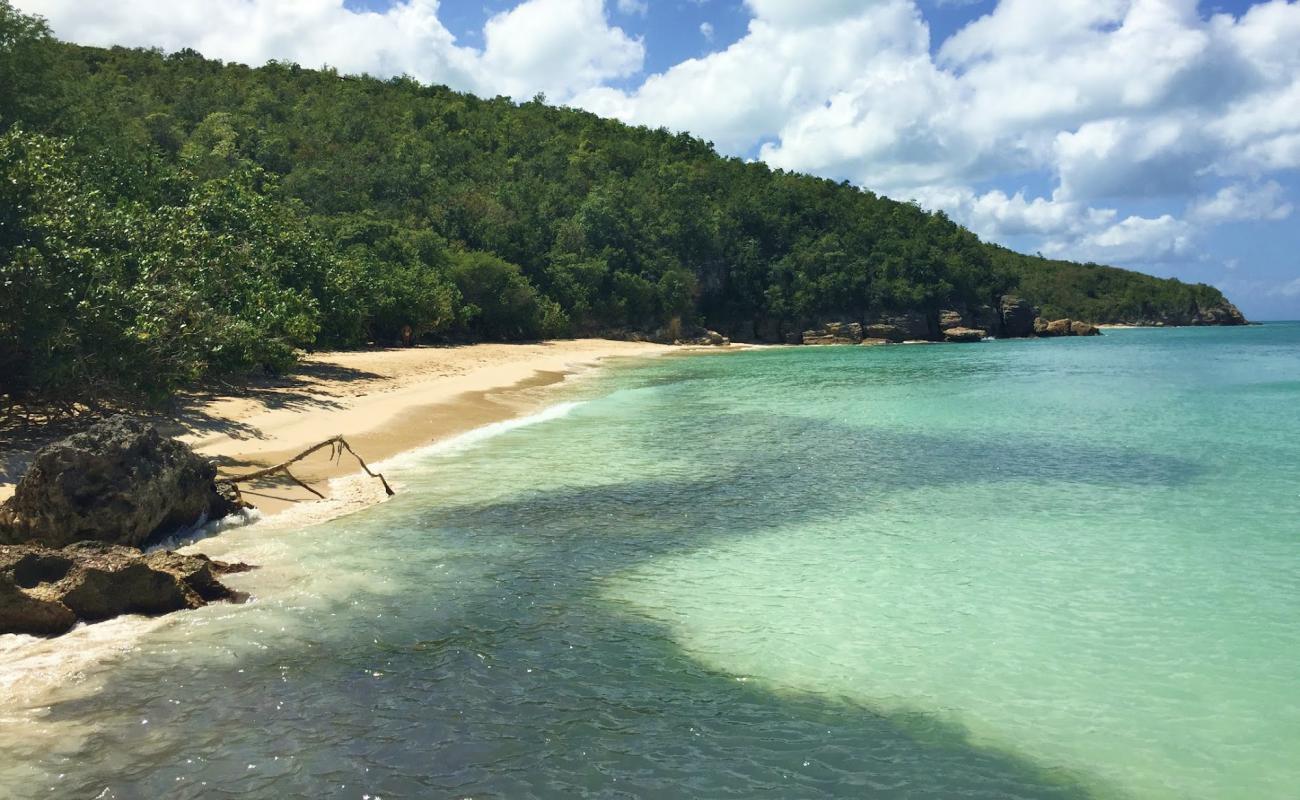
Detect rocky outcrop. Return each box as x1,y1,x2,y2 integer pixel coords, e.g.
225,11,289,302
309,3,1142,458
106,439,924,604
0,416,242,548
863,324,904,343
879,312,931,341
1044,318,1073,336
938,310,967,331
943,327,986,343
1035,318,1102,337
1191,301,1248,326
612,325,729,346
0,542,251,636
1000,297,1038,338
801,321,863,345
1127,301,1249,327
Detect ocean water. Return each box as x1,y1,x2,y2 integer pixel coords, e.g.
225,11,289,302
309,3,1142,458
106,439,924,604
3,324,1299,799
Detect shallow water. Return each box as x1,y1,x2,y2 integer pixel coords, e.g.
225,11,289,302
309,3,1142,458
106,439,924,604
3,324,1299,799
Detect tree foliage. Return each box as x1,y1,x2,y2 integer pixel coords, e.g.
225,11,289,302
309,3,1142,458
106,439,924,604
0,0,1238,410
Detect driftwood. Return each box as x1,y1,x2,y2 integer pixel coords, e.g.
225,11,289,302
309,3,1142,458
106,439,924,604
220,435,394,502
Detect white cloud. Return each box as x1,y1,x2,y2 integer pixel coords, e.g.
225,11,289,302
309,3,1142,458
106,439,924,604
479,0,643,100
577,0,933,154
700,21,715,42
575,0,1300,269
1189,181,1294,224
1046,214,1195,264
13,0,643,103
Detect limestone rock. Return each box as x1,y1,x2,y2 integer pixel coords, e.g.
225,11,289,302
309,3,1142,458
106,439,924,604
801,321,863,345
1044,318,1073,336
1070,320,1101,336
0,416,242,548
943,327,986,343
938,310,967,331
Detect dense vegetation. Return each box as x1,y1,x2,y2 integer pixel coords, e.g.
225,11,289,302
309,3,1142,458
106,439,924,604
0,2,1239,413
988,247,1235,324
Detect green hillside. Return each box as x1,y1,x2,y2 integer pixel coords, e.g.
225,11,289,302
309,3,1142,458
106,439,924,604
0,1,1243,410
990,247,1242,326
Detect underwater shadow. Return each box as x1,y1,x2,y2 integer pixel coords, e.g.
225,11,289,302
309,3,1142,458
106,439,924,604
22,414,1184,798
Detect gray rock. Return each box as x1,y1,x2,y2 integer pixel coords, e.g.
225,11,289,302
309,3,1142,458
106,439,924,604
874,312,931,341
1000,296,1039,338
0,417,241,548
864,324,903,343
972,305,1002,337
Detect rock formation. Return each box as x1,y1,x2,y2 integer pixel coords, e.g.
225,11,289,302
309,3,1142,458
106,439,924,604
0,416,241,548
1190,301,1248,326
0,542,251,636
938,310,967,331
1000,297,1038,338
1044,318,1073,336
1034,318,1102,337
801,322,863,345
943,327,986,343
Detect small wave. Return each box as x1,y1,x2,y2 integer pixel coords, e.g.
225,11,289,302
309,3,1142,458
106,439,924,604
375,400,587,471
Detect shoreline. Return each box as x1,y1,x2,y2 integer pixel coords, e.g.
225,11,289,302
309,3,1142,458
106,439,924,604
0,339,711,518
1,339,719,713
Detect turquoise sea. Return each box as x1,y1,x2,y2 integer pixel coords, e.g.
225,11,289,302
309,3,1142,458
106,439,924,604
3,324,1299,799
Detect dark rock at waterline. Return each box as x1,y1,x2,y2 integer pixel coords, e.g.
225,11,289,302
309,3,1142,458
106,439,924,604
0,416,241,548
0,542,252,636
876,311,931,341
863,323,903,343
1000,297,1039,338
972,305,1003,337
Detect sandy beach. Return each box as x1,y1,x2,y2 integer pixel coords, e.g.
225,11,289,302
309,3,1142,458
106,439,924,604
0,339,682,520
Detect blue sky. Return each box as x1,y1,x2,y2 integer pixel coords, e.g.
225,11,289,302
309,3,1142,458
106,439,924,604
20,0,1300,318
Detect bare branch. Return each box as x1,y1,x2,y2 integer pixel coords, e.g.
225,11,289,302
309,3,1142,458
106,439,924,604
219,435,395,500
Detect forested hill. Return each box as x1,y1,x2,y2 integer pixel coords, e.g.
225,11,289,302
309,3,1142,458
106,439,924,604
0,2,1243,408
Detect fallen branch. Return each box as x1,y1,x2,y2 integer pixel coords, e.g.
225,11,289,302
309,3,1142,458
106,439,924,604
220,435,395,502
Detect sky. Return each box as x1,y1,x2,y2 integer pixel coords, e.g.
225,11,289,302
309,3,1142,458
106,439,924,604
15,0,1300,319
